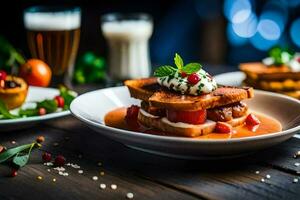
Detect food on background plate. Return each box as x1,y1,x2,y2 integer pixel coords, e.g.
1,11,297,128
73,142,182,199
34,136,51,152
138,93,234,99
19,59,52,87
0,70,28,110
240,46,300,99
0,84,76,119
105,54,282,139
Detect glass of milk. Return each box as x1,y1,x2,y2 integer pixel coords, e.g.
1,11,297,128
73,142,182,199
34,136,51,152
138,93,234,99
101,13,153,80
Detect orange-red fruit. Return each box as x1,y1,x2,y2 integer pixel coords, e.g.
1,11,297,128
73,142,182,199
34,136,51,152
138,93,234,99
215,122,232,133
38,108,46,116
19,59,52,87
54,96,65,108
245,114,260,126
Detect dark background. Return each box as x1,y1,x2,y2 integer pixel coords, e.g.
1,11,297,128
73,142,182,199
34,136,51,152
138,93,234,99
1,0,300,68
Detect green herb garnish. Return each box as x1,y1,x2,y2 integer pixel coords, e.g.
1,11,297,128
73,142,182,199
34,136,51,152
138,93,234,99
0,138,42,169
154,53,202,77
0,100,18,119
268,46,295,66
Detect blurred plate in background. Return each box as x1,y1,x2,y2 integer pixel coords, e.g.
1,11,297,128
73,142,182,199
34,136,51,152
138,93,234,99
214,71,245,86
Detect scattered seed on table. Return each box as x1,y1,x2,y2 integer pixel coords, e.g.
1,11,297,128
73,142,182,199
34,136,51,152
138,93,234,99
97,162,102,166
266,174,271,179
100,183,106,189
100,171,105,176
66,163,71,166
294,162,300,167
59,171,63,175
294,151,300,158
111,184,117,190
47,169,51,172
261,178,265,183
255,171,260,174
293,178,298,183
53,178,56,182
11,141,16,144
63,172,69,176
78,170,83,174
126,193,134,199
53,142,59,147
37,176,43,180
92,176,98,181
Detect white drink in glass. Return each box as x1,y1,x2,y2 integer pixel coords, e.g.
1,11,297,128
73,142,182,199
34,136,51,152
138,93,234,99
101,14,153,79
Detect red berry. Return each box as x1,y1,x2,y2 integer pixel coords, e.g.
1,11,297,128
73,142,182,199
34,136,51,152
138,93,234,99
187,73,200,85
181,72,187,78
42,152,52,162
54,96,65,108
38,108,46,116
297,57,300,63
54,155,66,166
0,70,7,81
11,169,18,177
245,114,260,126
215,122,232,133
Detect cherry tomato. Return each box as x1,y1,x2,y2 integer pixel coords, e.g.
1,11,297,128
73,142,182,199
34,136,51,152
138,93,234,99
19,59,52,87
166,109,206,124
215,122,232,133
54,96,65,108
125,105,140,129
245,114,260,126
38,108,47,116
0,70,7,81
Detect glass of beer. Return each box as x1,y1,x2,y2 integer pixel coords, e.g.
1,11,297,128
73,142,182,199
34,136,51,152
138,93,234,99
23,6,81,87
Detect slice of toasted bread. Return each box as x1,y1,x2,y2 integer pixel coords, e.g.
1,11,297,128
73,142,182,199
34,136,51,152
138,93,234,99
124,78,159,101
125,78,253,111
138,109,247,137
240,62,300,81
149,86,253,111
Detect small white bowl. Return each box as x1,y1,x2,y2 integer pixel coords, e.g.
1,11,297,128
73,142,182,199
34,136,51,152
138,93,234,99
70,86,300,159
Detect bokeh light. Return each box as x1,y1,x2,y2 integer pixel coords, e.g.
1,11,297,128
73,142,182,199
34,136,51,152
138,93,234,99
290,18,300,47
250,31,279,51
226,23,248,46
232,13,257,38
257,19,281,40
224,0,252,24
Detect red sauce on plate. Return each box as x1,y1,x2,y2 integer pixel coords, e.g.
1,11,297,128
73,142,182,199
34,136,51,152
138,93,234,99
104,107,282,139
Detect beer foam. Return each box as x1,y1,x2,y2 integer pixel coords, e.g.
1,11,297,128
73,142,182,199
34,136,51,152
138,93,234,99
24,12,81,31
102,20,153,39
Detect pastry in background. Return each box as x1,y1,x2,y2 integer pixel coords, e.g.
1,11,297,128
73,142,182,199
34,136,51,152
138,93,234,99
240,46,300,99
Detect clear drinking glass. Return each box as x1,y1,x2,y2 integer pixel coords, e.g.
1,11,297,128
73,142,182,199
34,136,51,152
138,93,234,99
101,13,153,80
23,6,81,87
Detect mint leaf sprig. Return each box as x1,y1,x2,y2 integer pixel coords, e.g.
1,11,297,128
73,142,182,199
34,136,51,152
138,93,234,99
154,53,202,77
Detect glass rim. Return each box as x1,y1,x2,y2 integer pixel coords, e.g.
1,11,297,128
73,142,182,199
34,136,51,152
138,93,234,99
101,12,152,22
24,5,81,14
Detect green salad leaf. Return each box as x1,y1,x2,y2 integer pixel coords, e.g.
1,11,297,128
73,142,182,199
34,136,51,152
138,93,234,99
174,53,184,70
0,99,18,119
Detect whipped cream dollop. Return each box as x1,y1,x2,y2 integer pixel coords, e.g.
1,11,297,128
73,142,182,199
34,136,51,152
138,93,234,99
262,52,300,72
157,69,217,96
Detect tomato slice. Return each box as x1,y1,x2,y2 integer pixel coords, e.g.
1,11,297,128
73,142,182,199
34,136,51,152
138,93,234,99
166,109,207,124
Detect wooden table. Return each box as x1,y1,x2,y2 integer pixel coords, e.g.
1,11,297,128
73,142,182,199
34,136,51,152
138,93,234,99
1,70,300,200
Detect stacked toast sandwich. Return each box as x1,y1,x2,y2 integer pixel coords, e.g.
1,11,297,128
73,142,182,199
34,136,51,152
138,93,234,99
240,47,300,99
124,54,257,137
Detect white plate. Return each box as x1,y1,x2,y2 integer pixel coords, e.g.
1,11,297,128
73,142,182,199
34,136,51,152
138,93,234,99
70,86,300,159
214,71,245,86
1,86,70,131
